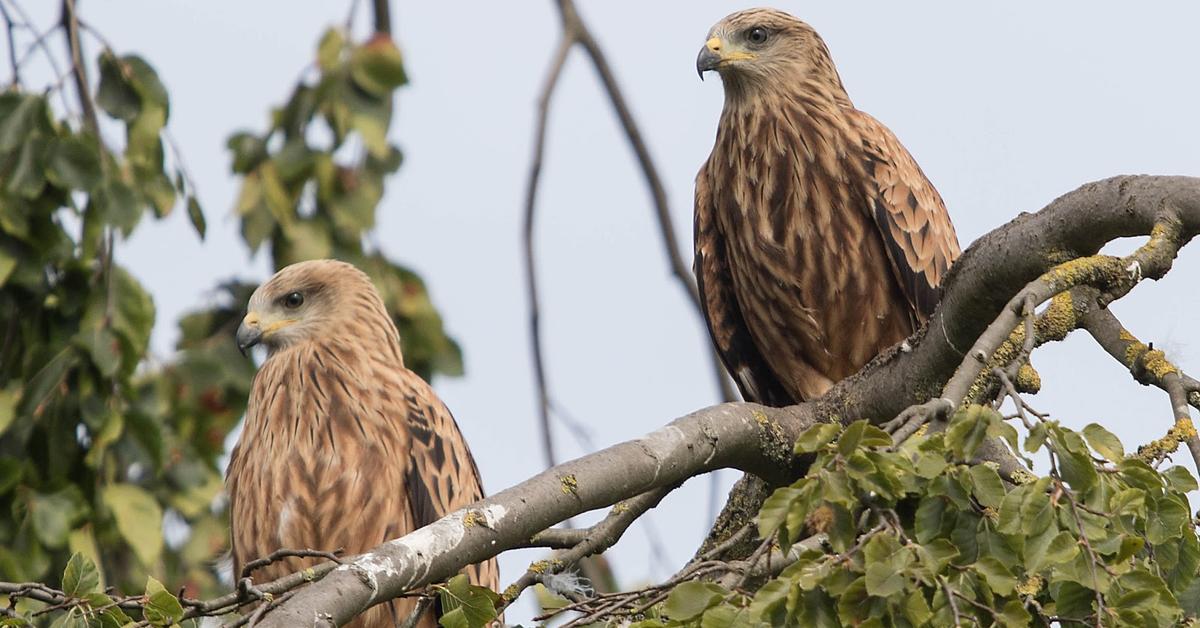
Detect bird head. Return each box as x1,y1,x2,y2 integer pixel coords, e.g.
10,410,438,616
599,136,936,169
696,8,839,91
236,259,392,357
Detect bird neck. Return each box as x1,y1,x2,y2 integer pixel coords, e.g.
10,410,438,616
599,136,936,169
715,79,857,169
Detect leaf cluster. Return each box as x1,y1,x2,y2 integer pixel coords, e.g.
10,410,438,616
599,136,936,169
643,408,1200,627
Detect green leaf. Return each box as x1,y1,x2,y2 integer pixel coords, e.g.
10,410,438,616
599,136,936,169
1019,484,1054,536
1115,535,1144,564
1162,465,1199,493
758,487,800,538
864,562,906,597
1042,531,1081,568
975,556,1016,595
1148,493,1189,544
68,526,105,590
31,489,83,548
1110,487,1146,517
7,135,47,199
351,112,390,158
967,464,1005,510
93,179,142,235
748,579,789,624
664,581,726,621
1025,421,1048,453
0,246,15,288
143,576,183,626
996,599,1032,628
437,574,498,628
1119,458,1164,491
0,383,17,438
701,605,751,628
0,93,43,152
904,589,932,626
46,134,103,192
1082,423,1125,461
61,552,100,596
227,132,268,173
837,420,868,457
97,53,141,121
317,27,345,71
186,196,206,239
110,267,156,359
76,327,121,377
914,496,948,544
946,405,994,459
1052,428,1098,492
350,35,408,96
102,483,163,566
87,592,132,627
914,452,948,479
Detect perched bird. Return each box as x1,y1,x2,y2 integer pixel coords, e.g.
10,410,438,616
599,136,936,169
226,260,497,627
694,8,961,405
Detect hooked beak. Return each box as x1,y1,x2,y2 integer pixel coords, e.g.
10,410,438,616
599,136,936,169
697,37,723,79
236,312,262,356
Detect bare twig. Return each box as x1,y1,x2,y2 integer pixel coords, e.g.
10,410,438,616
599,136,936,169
396,595,435,628
178,561,339,621
59,0,96,132
370,0,390,34
522,33,573,469
2,0,72,115
0,1,19,86
240,547,343,580
499,485,675,612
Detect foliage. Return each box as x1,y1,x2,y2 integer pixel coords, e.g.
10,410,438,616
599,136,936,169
643,409,1200,627
0,5,461,624
0,50,216,598
225,27,461,380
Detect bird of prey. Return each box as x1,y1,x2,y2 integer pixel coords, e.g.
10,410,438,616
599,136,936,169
694,8,961,405
226,259,497,627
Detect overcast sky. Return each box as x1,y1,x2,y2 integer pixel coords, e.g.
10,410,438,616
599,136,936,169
19,1,1200,622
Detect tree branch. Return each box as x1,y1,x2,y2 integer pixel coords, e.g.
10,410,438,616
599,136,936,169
59,0,96,133
0,1,19,87
1077,298,1200,468
522,33,574,469
370,0,390,34
498,485,674,611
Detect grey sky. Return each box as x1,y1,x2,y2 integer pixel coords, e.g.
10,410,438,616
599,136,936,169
21,1,1200,622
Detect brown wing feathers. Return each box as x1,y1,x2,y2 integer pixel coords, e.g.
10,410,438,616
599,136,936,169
854,111,960,318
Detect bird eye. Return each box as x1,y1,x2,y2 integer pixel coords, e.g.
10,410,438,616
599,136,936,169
283,291,304,309
746,26,769,45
